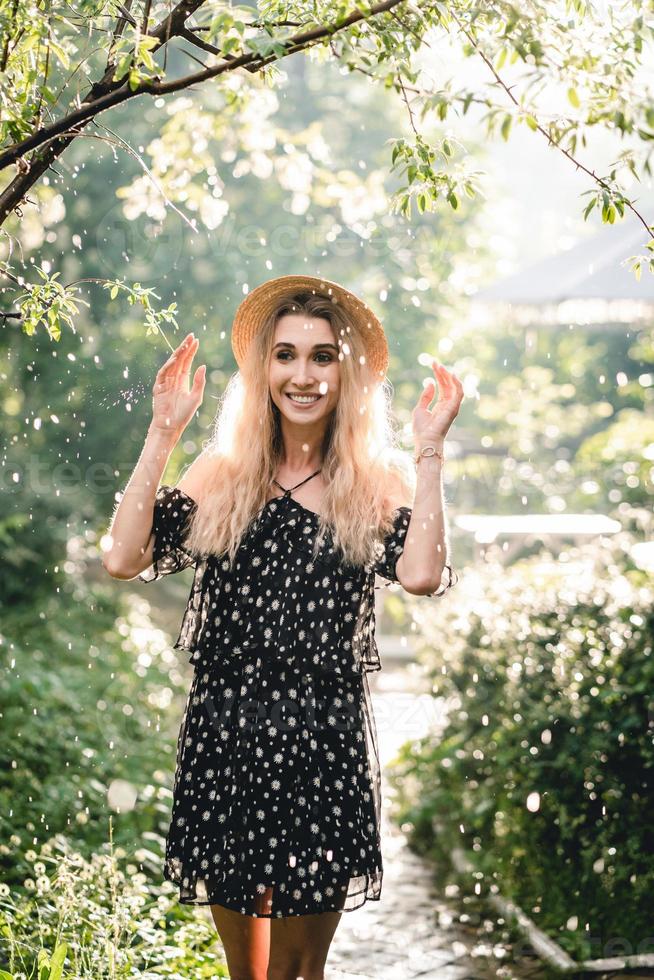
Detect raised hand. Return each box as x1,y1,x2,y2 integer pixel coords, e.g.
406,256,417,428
150,332,206,437
413,358,464,448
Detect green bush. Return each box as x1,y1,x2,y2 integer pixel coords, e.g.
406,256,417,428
388,536,654,961
0,825,227,978
0,573,228,976
0,577,191,880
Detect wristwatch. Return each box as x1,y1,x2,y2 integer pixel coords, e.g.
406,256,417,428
414,445,444,465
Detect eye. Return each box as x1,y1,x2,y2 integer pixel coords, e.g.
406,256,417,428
275,351,333,363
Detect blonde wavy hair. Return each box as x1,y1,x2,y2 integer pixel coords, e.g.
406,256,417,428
182,289,417,569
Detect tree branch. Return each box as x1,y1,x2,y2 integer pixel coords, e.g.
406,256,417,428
178,25,222,57
0,0,20,72
141,0,153,35
0,0,406,173
449,9,654,238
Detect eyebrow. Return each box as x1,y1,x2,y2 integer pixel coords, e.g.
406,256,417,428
273,342,339,352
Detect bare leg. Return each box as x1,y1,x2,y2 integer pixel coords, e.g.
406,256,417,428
267,882,348,980
210,891,272,980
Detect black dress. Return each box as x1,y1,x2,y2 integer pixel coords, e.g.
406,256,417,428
138,471,456,918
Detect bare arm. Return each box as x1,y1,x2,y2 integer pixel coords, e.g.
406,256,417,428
396,359,464,595
101,332,206,579
395,449,447,594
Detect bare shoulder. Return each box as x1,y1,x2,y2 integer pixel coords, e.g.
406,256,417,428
176,449,218,502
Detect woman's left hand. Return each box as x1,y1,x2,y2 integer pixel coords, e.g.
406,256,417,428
412,358,464,447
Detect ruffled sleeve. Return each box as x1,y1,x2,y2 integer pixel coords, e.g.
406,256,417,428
138,485,198,583
373,505,458,596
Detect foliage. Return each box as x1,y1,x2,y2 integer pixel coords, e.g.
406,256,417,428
2,0,654,339
388,534,654,959
0,49,472,599
0,826,227,978
0,573,198,877
448,321,654,539
0,261,179,342
0,532,227,976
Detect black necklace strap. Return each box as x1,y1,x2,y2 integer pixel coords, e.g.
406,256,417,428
272,467,322,497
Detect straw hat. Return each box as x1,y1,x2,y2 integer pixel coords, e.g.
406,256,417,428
231,274,389,378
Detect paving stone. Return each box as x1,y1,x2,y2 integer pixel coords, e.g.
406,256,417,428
326,664,547,980
413,966,476,980
325,971,375,980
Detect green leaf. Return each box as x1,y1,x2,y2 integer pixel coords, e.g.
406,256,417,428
222,36,241,54
49,41,70,69
525,114,538,131
110,284,119,300
49,942,68,980
583,198,596,220
567,87,580,108
113,54,132,80
139,49,155,71
501,115,512,141
140,35,159,51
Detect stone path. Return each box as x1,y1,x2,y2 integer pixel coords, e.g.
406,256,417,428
325,658,654,980
325,660,545,980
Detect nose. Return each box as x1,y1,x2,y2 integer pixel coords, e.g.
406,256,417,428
291,359,315,387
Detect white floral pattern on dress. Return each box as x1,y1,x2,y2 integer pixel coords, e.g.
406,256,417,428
138,484,457,918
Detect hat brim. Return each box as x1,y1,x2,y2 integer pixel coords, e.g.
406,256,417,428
231,274,389,378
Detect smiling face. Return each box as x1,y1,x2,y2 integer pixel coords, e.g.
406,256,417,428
268,313,341,425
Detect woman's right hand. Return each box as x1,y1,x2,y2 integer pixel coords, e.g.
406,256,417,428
149,332,206,438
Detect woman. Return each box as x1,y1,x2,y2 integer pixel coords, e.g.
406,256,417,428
103,274,463,980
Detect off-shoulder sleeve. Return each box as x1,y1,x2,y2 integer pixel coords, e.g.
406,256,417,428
373,506,412,584
373,505,459,596
138,484,198,583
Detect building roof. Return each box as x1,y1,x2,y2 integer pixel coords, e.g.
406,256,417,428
472,222,654,305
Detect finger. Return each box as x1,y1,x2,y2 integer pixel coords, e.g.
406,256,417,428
158,334,194,378
191,364,206,397
174,334,198,373
434,362,457,398
173,336,199,381
169,332,194,362
418,377,437,410
192,363,206,386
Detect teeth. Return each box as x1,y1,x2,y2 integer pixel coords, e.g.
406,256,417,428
288,394,320,403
